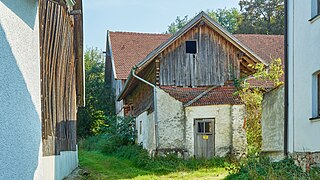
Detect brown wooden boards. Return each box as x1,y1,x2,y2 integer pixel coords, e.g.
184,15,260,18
39,0,83,156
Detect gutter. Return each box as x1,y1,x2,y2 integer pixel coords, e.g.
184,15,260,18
131,67,159,151
284,0,289,157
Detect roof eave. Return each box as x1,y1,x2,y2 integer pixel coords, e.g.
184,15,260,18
116,68,134,101
107,31,118,79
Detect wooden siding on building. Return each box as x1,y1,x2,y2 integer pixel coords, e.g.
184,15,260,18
126,62,156,117
39,0,83,156
159,24,240,87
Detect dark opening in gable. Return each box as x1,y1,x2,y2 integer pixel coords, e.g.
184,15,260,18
186,41,197,54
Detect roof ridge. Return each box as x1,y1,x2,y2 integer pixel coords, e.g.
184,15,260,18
234,34,284,37
109,31,172,36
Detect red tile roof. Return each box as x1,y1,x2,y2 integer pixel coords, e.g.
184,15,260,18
109,31,171,79
234,34,284,64
160,85,242,106
109,32,284,80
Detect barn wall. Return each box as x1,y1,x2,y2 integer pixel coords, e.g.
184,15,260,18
39,0,82,179
185,105,246,157
125,62,156,117
159,24,240,87
0,0,42,179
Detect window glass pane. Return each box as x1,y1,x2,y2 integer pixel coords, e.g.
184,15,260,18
198,122,204,133
318,0,320,14
186,41,197,54
318,74,320,116
205,122,212,133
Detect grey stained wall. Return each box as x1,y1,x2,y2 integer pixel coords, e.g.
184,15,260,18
261,86,284,160
0,0,41,179
185,104,247,157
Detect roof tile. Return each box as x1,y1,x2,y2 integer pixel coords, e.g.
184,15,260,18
109,32,284,80
109,31,171,79
160,85,242,106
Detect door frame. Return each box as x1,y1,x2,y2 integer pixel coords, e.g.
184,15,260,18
194,118,215,158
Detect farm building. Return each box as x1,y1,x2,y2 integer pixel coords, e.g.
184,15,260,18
105,12,283,158
0,0,84,179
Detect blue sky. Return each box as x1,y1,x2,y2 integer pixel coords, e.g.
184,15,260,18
83,0,240,50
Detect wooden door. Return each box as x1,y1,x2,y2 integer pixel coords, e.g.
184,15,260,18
194,119,215,159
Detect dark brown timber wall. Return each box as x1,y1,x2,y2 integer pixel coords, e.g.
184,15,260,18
159,24,240,87
39,0,83,156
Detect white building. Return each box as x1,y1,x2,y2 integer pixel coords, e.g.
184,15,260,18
286,0,320,170
0,0,84,179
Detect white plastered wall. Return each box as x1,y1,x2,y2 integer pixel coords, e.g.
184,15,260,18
185,104,246,157
0,0,42,179
136,111,156,153
288,0,320,152
156,88,185,149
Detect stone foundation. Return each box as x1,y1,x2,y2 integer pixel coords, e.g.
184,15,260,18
291,152,320,172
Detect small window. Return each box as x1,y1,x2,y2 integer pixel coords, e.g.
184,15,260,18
186,41,197,54
311,0,320,18
318,73,320,116
197,121,212,133
139,121,142,135
318,0,320,15
312,72,320,118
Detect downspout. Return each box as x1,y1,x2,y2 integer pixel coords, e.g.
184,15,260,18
132,67,159,152
284,0,289,157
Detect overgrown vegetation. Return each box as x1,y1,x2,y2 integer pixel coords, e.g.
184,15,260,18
167,0,284,35
235,58,284,155
226,157,320,179
79,135,228,179
77,48,115,139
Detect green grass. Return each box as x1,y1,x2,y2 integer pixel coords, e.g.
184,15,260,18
78,150,228,180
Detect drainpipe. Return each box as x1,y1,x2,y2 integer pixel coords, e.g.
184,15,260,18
132,67,159,152
284,0,289,157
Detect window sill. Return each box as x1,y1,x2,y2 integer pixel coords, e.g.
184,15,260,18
309,14,320,23
309,116,320,122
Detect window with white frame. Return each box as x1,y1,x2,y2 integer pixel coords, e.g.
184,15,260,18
312,72,320,118
311,0,320,18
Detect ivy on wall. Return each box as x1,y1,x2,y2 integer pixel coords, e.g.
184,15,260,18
236,58,284,155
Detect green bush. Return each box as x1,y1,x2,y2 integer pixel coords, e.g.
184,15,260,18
79,134,110,151
225,157,320,179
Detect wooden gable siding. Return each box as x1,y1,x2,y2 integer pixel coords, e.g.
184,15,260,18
159,24,240,87
39,0,81,156
125,62,156,117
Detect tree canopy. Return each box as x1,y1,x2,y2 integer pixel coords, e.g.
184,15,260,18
166,0,284,35
237,0,284,34
77,48,115,138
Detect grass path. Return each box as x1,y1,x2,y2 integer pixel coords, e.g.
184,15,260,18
78,150,228,180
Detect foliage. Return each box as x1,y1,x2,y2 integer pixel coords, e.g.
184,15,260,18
226,157,320,179
237,0,284,34
166,8,241,34
166,16,189,34
236,59,283,155
207,8,242,33
77,47,115,139
79,116,136,154
166,1,284,35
